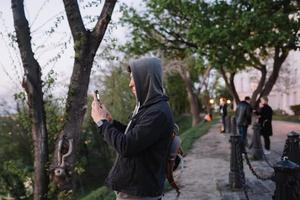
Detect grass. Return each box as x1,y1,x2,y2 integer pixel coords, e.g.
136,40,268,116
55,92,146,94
174,115,192,133
180,118,218,152
273,114,300,123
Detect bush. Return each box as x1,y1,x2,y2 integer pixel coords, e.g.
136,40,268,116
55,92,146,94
290,104,300,115
273,114,300,123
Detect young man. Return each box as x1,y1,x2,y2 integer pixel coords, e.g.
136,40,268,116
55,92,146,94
91,57,174,200
256,96,273,154
219,98,228,133
235,96,252,147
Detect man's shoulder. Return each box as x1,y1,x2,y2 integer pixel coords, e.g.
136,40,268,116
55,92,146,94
142,100,172,117
237,101,246,107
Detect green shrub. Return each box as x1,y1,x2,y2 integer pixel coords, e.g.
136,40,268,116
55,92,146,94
290,104,300,115
273,114,300,123
80,186,115,200
175,115,192,133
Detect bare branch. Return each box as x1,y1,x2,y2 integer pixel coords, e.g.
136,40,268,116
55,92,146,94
92,0,117,51
63,0,86,40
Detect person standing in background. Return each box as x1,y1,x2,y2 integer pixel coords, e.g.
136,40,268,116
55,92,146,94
256,96,273,154
219,98,228,133
235,96,252,147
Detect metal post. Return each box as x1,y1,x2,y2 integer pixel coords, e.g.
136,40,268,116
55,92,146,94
282,132,300,165
226,116,232,133
273,157,300,200
231,116,237,135
229,135,245,189
250,122,263,160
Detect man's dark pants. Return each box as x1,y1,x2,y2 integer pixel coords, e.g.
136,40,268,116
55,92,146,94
238,125,248,147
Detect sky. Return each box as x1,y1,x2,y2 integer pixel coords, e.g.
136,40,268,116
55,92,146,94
0,0,140,112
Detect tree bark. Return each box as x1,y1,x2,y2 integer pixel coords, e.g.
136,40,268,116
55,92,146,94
250,65,267,108
229,72,240,104
11,0,49,199
259,47,289,99
180,70,201,126
219,66,240,104
165,60,201,126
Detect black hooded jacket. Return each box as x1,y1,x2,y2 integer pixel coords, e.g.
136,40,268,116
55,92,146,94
98,57,174,197
235,101,252,126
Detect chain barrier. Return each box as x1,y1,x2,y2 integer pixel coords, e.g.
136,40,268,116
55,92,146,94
243,150,274,181
236,144,250,200
262,152,274,168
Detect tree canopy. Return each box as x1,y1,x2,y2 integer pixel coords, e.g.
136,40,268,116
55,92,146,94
121,0,300,106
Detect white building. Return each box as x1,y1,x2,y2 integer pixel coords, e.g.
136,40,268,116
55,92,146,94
234,50,300,115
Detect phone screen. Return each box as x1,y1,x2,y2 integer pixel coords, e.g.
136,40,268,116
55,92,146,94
95,90,100,102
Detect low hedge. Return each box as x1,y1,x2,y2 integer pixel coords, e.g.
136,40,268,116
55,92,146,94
290,104,300,115
273,114,300,123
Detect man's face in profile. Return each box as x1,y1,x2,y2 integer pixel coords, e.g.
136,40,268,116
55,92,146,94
129,73,136,97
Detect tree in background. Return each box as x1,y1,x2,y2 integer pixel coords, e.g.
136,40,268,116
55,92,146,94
0,88,64,199
11,0,117,199
0,103,33,199
121,0,300,110
99,66,135,123
120,1,214,125
191,0,300,106
165,73,189,117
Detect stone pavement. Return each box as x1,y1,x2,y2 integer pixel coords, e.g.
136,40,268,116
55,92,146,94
162,121,300,200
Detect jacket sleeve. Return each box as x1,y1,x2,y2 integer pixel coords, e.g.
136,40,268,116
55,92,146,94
111,120,127,133
99,110,169,157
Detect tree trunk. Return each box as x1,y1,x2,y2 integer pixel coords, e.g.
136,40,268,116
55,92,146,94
229,72,240,104
12,0,117,198
181,71,201,126
164,60,201,126
259,47,289,99
220,66,240,104
50,0,117,196
12,1,49,199
250,65,267,108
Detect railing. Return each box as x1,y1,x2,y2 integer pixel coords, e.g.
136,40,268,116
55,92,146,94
229,120,300,200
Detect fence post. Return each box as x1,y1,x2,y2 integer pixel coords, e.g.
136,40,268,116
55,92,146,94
229,134,245,189
282,132,300,165
226,116,232,133
231,116,237,135
273,157,300,200
250,122,263,160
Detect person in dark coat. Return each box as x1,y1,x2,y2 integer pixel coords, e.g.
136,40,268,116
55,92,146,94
256,96,273,154
91,57,174,200
219,98,228,133
235,96,252,147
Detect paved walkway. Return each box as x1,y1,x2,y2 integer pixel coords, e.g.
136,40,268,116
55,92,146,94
163,120,300,200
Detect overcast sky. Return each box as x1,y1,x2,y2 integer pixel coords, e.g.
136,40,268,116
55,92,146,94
0,0,139,111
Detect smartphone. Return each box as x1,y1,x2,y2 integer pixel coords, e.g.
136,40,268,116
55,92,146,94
94,90,101,102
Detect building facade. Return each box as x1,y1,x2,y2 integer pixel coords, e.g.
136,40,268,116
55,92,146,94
234,50,300,115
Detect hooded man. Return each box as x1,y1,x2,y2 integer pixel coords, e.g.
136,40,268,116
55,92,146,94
91,57,174,200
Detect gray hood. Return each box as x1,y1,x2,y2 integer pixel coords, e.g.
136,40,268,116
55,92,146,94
129,57,165,107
